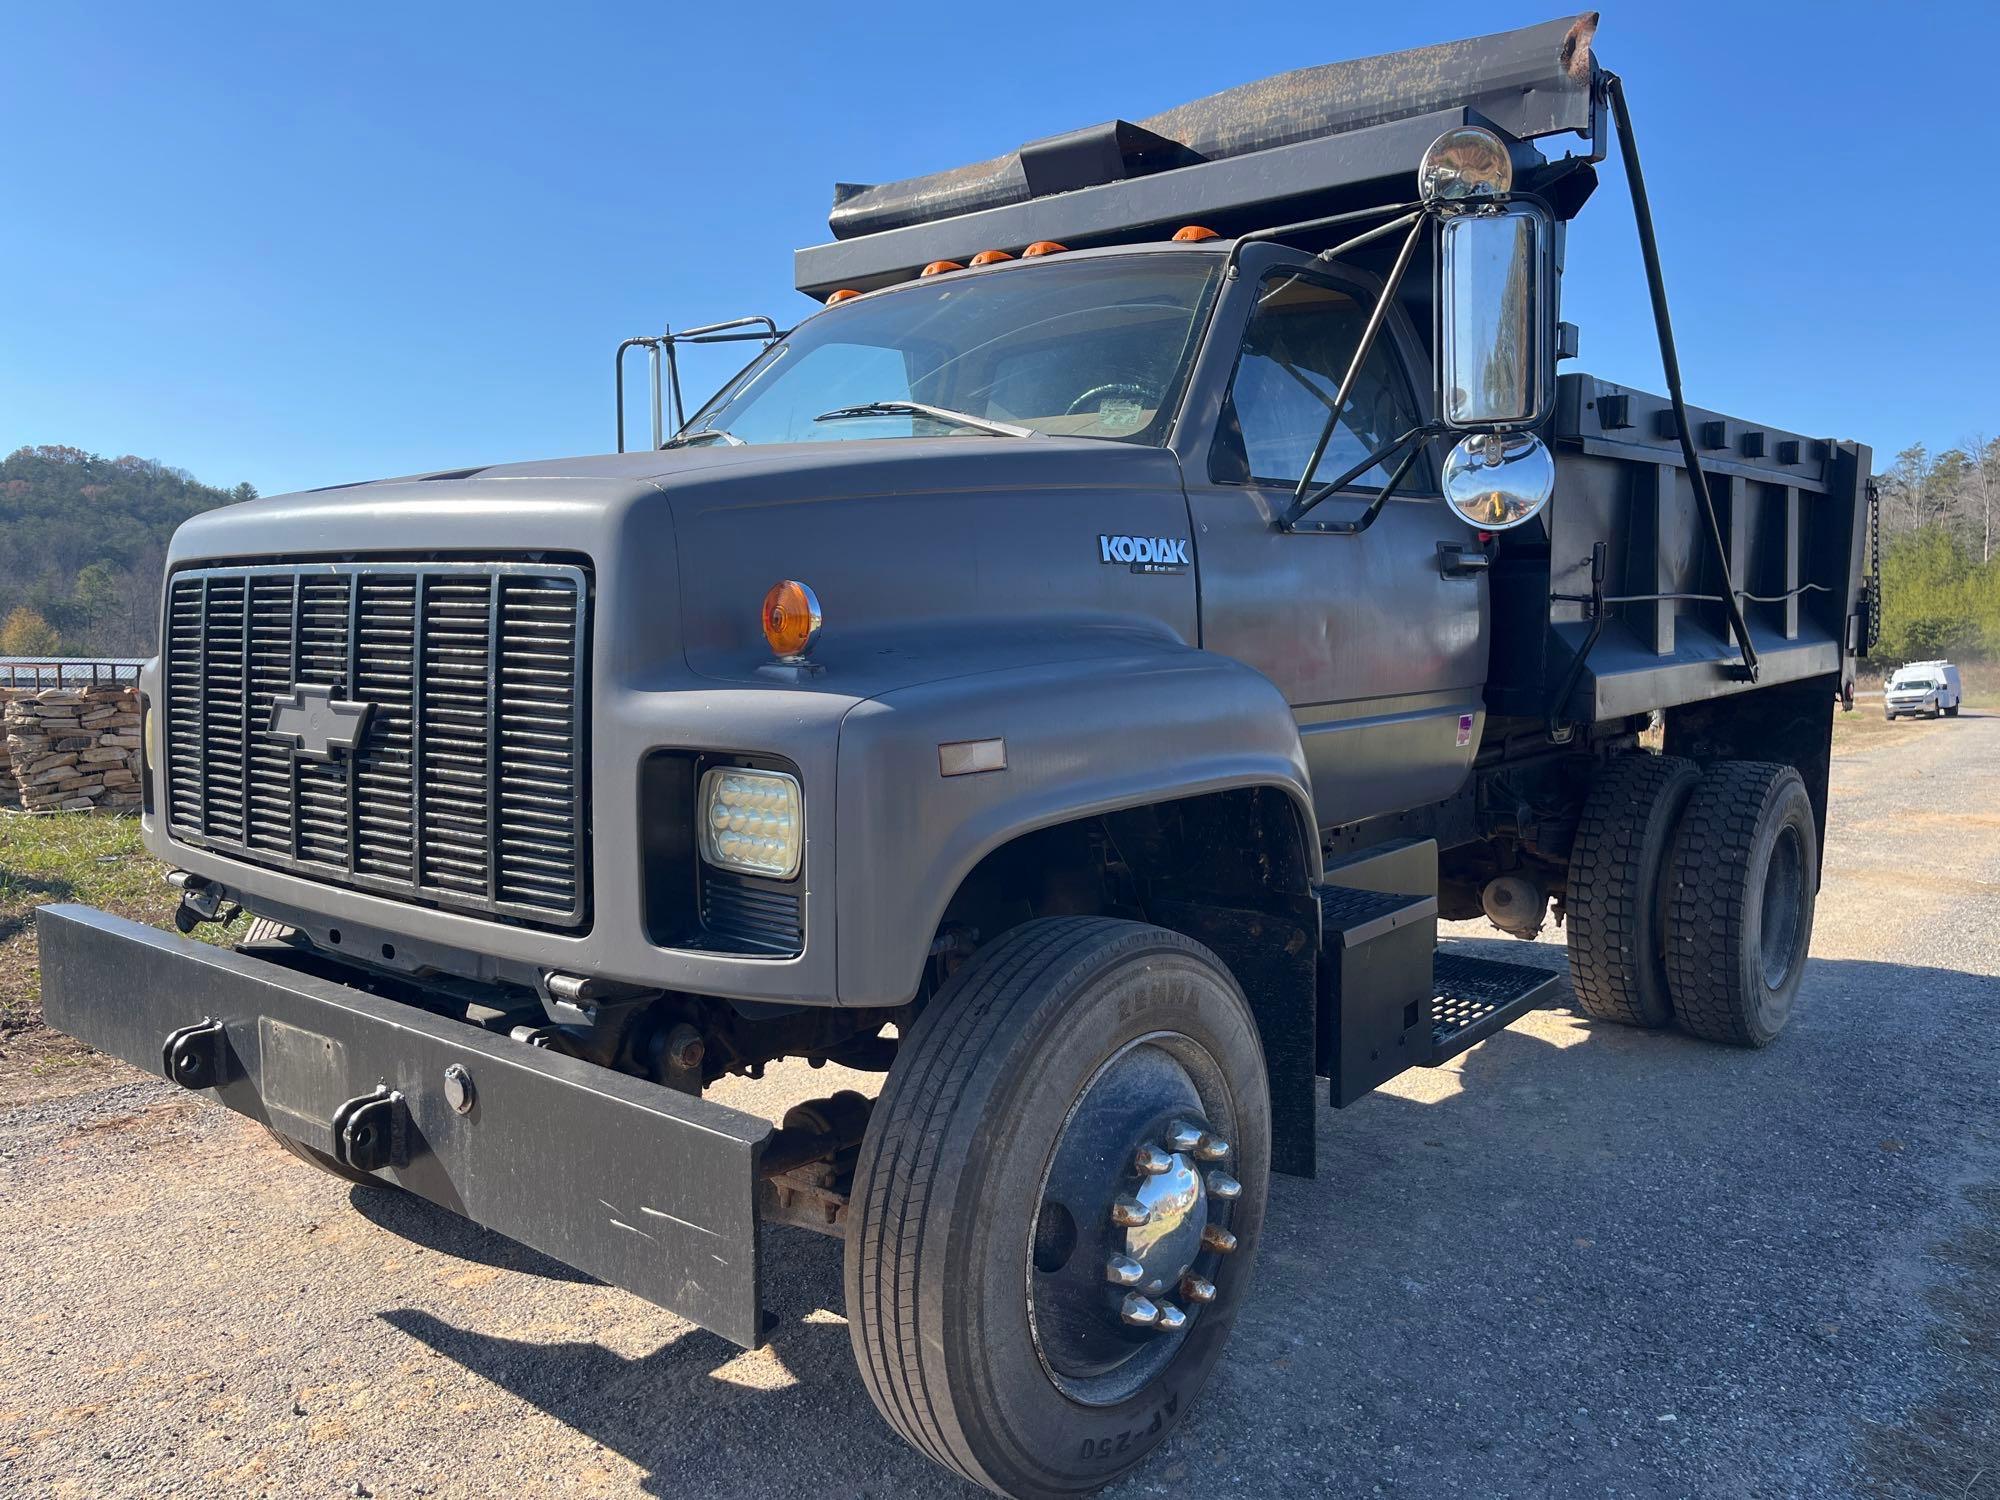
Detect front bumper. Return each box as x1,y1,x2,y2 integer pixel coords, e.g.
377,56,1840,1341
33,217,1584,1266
37,905,775,1348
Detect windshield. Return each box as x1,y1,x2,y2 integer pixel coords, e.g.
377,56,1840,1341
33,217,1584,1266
677,254,1222,448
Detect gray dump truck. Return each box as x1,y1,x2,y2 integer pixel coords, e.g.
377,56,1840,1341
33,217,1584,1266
41,14,1877,1497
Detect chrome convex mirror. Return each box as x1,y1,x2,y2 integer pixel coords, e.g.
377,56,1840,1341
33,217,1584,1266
1442,431,1555,531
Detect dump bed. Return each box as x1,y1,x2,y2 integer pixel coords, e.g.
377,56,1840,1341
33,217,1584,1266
795,14,1603,298
1485,374,1873,726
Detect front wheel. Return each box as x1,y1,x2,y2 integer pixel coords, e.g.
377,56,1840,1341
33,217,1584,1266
263,1125,390,1190
845,918,1270,1498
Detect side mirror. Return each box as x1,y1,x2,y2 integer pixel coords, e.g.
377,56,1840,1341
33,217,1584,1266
1435,203,1555,430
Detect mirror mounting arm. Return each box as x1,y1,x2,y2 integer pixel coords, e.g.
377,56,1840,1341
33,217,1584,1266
1281,421,1442,533
1289,212,1430,511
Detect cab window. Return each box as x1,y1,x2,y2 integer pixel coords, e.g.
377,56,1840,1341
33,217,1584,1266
1210,272,1430,491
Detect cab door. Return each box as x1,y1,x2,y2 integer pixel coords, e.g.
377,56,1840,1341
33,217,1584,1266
1177,255,1487,832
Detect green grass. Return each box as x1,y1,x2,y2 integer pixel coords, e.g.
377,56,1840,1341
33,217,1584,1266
0,812,244,1063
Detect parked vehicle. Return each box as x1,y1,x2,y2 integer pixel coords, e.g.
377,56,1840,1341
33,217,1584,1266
1883,660,1962,719
41,15,1878,1497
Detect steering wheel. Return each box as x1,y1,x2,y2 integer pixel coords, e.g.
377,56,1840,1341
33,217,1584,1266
1065,382,1158,419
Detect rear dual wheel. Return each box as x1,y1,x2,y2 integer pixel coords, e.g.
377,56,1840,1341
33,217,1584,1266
1567,755,1818,1048
1564,753,1702,1028
1663,762,1817,1046
846,918,1269,1498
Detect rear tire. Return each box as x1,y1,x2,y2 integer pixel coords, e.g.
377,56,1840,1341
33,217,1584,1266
1663,762,1818,1046
845,917,1269,1498
1564,753,1702,1028
1946,704,1960,718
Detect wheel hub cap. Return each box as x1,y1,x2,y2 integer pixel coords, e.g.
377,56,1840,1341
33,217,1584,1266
1027,1036,1242,1403
1117,1150,1205,1297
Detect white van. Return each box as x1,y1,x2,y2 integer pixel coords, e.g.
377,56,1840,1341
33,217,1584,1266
1884,661,1964,720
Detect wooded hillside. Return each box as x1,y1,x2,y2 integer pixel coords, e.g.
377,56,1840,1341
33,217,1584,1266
1872,439,2000,664
0,445,251,657
1,435,1995,668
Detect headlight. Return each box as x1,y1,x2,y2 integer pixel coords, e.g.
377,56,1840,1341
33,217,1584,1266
699,767,803,879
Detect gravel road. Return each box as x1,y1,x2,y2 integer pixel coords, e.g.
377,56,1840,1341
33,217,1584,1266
3,715,1996,1500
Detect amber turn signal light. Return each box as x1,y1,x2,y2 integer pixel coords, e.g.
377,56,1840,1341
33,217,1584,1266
1022,241,1067,257
762,580,824,662
969,249,1014,266
920,260,965,277
826,288,863,304
1172,224,1219,241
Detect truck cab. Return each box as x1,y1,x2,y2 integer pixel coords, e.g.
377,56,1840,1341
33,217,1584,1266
39,15,1879,1498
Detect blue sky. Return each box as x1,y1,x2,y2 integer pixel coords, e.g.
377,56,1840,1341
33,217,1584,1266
4,2,1995,497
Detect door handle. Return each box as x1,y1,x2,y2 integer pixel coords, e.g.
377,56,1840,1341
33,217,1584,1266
1437,542,1491,578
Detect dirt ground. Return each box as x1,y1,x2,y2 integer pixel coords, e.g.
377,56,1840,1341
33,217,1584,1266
1,709,1996,1499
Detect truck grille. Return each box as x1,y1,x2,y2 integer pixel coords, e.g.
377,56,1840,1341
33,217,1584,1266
164,561,589,929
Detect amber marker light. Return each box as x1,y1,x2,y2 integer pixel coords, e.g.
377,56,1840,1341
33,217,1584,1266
920,260,965,277
1172,225,1219,241
826,288,863,304
762,580,824,662
1022,241,1068,257
969,249,1014,266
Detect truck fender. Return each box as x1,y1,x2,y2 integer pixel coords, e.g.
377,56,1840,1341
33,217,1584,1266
833,643,1316,1007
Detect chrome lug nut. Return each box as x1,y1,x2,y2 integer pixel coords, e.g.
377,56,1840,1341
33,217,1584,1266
1110,1196,1151,1229
1154,1301,1189,1333
1134,1143,1174,1176
1195,1133,1231,1162
1201,1224,1239,1255
1180,1274,1217,1305
1206,1170,1242,1201
1164,1119,1205,1153
1105,1253,1145,1287
1120,1293,1161,1328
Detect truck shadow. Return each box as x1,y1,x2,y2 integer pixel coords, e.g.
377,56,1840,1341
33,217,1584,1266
372,942,1999,1498
347,1179,599,1284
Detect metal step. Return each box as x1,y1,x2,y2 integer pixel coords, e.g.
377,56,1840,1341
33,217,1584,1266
1315,882,1439,1107
1428,951,1565,1063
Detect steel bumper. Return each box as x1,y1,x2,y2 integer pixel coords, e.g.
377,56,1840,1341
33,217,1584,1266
35,904,774,1348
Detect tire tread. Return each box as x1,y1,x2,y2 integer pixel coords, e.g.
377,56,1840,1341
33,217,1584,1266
1663,760,1803,1045
849,916,1130,1492
1565,753,1700,1027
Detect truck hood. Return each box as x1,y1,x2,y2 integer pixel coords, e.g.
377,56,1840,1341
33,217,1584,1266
165,437,1203,697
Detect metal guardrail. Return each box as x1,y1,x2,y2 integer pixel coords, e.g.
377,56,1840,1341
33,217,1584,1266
0,659,144,689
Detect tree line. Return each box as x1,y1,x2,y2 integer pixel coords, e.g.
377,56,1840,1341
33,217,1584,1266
1,437,1995,668
1872,439,2000,664
0,445,248,658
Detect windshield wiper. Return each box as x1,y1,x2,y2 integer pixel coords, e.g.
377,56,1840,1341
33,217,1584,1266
814,401,1034,439
661,428,744,449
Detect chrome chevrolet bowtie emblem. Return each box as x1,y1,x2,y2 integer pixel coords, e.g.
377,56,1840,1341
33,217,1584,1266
269,685,373,761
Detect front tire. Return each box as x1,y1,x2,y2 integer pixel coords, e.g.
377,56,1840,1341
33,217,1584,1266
264,1125,388,1190
845,918,1270,1498
1664,762,1818,1046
